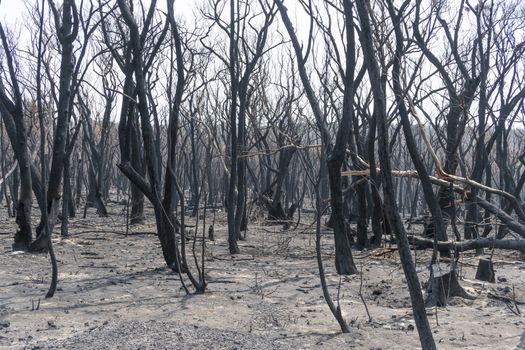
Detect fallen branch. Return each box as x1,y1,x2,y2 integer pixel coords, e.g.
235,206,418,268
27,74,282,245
474,197,525,239
405,96,523,220
487,292,525,305
0,161,17,187
407,236,525,254
238,143,321,158
342,98,525,224
341,169,525,239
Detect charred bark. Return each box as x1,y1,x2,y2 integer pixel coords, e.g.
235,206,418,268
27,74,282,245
276,0,358,275
0,24,33,250
357,0,436,347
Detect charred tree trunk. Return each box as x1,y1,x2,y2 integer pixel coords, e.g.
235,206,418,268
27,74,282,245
0,123,13,218
114,0,194,277
114,61,145,225
30,0,79,252
61,157,72,237
226,0,240,254
426,263,476,307
276,0,358,275
227,1,275,250
366,110,385,246
189,117,201,218
61,122,82,237
414,0,480,242
264,138,297,222
358,1,436,347
81,107,109,217
0,24,33,250
387,2,447,252
129,104,145,224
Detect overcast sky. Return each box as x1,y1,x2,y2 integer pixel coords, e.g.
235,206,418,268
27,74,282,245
0,0,202,56
0,0,196,30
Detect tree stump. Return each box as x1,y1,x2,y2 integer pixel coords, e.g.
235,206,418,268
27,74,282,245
208,225,214,241
426,263,477,307
475,258,495,283
422,216,434,238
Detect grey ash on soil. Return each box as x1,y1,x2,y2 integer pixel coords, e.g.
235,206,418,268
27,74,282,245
32,320,292,350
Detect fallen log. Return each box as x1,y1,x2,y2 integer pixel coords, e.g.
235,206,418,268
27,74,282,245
407,235,525,254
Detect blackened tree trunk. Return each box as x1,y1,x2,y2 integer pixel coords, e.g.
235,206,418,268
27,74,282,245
324,0,359,273
30,0,79,252
356,0,436,348
126,88,145,225
226,0,276,251
116,0,180,269
60,122,82,237
0,122,13,218
276,0,358,275
189,116,201,218
0,24,33,250
265,144,297,221
112,0,206,283
60,158,72,237
82,118,108,217
366,110,386,245
100,0,147,227
414,0,480,240
226,0,240,254
386,1,447,250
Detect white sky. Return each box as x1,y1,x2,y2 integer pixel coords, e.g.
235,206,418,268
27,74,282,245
0,0,196,31
0,0,204,68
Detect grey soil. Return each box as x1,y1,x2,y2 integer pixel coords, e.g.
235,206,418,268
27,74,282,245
1,204,524,349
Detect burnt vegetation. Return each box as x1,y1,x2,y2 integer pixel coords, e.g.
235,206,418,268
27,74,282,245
0,0,525,349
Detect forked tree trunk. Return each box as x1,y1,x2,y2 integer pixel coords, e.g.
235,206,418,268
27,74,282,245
30,0,78,252
114,0,190,276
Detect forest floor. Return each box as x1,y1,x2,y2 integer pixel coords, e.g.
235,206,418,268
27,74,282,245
0,202,524,349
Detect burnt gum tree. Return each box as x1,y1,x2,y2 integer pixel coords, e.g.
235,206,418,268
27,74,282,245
275,0,358,275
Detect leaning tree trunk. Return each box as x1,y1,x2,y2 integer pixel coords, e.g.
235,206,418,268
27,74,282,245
357,1,436,348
